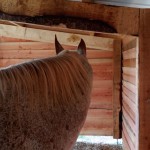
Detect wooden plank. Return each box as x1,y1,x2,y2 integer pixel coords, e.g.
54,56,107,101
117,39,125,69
81,109,113,135
92,80,112,89
122,93,137,114
91,88,112,97
123,123,135,149
123,119,136,145
85,109,113,118
0,36,33,42
93,69,113,80
122,35,139,150
123,107,136,135
123,38,137,51
122,132,131,150
88,59,113,64
113,39,121,138
0,59,30,67
91,61,112,68
123,80,137,94
123,73,136,85
0,42,114,55
0,42,54,50
123,67,137,77
122,125,135,150
90,95,112,109
123,48,137,59
93,80,112,88
123,80,137,93
123,58,136,67
0,24,114,51
87,50,113,59
0,49,113,59
0,50,55,59
123,99,136,124
122,86,136,104
81,118,113,135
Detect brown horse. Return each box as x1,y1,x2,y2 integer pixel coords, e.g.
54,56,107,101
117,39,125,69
0,36,93,150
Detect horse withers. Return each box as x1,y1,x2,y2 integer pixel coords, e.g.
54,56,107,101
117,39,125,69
0,36,93,150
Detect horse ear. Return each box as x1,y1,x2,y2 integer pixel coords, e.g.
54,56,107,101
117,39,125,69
55,35,64,54
77,39,86,56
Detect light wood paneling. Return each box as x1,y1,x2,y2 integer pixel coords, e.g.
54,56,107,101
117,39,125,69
81,109,113,135
122,36,139,150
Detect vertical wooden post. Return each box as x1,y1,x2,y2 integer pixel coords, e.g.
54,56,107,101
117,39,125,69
113,39,122,138
139,9,150,150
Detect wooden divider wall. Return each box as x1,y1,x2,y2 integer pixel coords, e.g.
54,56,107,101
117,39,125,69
122,37,139,150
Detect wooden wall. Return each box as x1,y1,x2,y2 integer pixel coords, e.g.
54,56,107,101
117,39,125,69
0,23,121,137
122,36,139,150
139,9,150,150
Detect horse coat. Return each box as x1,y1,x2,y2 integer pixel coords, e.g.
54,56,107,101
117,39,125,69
0,37,93,150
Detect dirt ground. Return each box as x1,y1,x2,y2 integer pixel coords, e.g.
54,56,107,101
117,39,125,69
73,142,122,150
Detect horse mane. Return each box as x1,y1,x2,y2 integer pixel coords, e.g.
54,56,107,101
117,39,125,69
0,51,93,112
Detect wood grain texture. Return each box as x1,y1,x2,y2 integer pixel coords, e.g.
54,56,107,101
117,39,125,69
123,48,136,59
122,107,136,135
123,74,136,85
0,24,114,50
139,9,150,150
113,39,122,138
123,80,137,94
123,67,137,77
0,49,113,59
122,36,139,150
81,109,113,135
123,58,136,68
123,119,136,145
90,95,112,109
122,123,135,150
122,86,136,104
122,93,136,114
122,132,131,150
123,99,136,124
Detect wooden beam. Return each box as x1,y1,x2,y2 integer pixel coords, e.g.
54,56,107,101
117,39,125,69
113,39,122,138
0,1,139,34
0,24,114,51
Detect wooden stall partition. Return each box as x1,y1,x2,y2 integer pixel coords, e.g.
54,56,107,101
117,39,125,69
0,22,121,138
122,36,139,150
138,9,150,150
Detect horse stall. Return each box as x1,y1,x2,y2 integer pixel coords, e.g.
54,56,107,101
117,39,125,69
0,1,149,150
